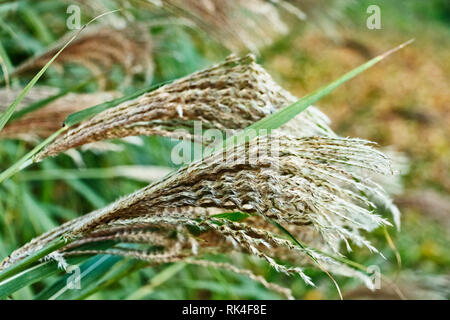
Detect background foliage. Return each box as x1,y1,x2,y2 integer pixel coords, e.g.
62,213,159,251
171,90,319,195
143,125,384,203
0,0,448,299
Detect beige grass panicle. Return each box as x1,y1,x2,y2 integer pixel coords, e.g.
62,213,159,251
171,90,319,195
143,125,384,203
36,54,334,161
2,134,397,289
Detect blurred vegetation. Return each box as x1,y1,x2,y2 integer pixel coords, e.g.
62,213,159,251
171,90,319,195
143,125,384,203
0,0,448,299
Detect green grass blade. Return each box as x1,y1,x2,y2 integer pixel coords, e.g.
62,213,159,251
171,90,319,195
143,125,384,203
0,237,67,284
71,260,147,300
126,263,186,300
210,212,250,222
0,261,60,299
40,255,122,300
0,242,116,298
0,40,14,87
221,39,415,151
0,37,75,133
0,9,120,133
0,126,67,184
19,5,54,45
10,78,93,121
64,80,172,127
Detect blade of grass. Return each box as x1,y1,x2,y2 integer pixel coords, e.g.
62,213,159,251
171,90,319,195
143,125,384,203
10,77,94,121
210,212,250,222
383,226,402,273
0,237,67,283
0,41,13,88
126,263,185,300
0,241,116,298
17,166,171,182
19,5,54,45
71,260,147,300
0,80,171,184
267,218,343,300
0,126,68,183
64,79,172,127
0,9,120,133
0,261,61,299
45,255,122,300
219,39,415,152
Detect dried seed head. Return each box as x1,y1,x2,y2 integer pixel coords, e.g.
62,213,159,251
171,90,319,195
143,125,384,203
64,135,392,243
2,134,399,288
36,54,333,160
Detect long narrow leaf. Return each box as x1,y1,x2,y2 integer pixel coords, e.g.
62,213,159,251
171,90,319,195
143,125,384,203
64,80,172,127
221,39,415,151
0,10,119,133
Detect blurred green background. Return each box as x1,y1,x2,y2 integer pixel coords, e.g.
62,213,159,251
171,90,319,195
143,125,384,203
0,0,448,299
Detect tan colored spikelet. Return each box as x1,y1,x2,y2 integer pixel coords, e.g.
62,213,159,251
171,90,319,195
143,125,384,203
0,87,119,139
13,25,153,88
36,54,333,161
1,134,398,289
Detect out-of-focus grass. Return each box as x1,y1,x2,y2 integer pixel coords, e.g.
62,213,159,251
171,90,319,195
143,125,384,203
261,0,449,299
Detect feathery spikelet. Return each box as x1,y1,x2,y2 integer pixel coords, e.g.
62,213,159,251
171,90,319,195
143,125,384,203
0,87,118,139
36,54,333,161
1,134,397,289
13,25,153,88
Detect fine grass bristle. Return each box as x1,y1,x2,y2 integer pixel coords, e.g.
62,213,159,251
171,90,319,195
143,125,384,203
35,54,333,160
1,134,398,291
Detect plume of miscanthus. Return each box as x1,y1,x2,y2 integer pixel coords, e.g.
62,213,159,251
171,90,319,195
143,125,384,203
13,25,153,89
36,54,333,161
0,87,118,139
1,134,397,289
